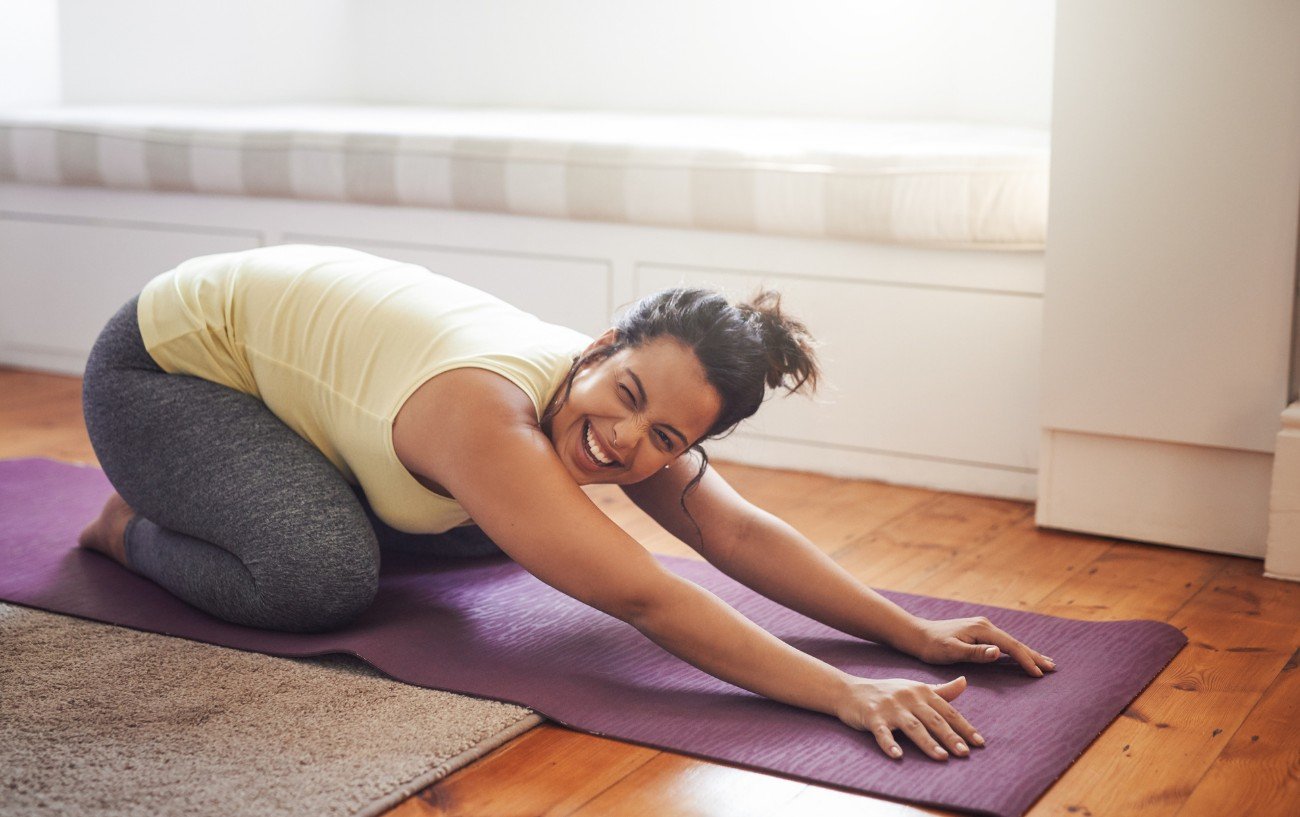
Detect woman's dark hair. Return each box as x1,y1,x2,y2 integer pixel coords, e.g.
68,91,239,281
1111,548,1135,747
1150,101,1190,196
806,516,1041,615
541,286,821,546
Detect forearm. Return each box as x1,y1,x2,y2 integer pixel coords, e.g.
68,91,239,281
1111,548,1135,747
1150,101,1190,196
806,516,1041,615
714,510,926,652
627,573,852,717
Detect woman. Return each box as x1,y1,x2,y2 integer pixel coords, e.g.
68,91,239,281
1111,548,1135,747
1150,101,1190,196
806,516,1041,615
78,244,1054,763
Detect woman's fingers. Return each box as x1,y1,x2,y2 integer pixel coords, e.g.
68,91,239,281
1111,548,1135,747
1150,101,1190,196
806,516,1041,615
871,723,905,759
917,700,973,758
997,638,1041,676
926,616,1057,677
927,688,985,747
930,675,967,701
894,698,979,761
975,623,1057,677
897,712,953,760
843,676,984,762
867,681,982,761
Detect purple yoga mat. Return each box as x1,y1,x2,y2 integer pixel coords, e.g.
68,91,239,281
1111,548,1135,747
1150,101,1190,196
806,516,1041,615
0,458,1185,817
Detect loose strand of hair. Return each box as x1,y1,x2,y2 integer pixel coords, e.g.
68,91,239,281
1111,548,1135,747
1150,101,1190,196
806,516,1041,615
538,344,620,430
678,444,710,549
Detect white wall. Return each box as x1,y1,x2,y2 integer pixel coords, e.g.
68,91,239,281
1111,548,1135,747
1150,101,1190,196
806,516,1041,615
0,0,61,106
354,0,1055,126
18,0,1053,126
56,0,356,104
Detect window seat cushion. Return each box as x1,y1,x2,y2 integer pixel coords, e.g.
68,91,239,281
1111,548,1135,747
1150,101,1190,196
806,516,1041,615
0,105,1049,251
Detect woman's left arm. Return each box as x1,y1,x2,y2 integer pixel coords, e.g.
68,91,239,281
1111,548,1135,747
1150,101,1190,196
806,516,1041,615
622,459,1056,678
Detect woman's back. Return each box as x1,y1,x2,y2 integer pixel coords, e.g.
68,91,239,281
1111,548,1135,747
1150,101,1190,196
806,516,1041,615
137,244,592,532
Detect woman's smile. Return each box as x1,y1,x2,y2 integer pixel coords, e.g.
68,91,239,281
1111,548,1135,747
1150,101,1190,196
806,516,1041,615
575,419,622,472
548,336,722,486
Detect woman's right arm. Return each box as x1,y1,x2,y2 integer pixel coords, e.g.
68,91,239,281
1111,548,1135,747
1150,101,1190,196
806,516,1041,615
406,368,979,760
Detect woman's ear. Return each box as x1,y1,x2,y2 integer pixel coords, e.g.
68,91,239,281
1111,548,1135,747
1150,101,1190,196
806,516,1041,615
585,328,619,354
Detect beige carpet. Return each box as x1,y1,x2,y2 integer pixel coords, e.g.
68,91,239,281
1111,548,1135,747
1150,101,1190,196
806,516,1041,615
0,602,543,816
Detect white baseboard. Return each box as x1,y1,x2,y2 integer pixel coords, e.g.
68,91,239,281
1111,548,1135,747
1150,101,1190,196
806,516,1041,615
1037,428,1272,558
0,344,87,377
709,432,1037,501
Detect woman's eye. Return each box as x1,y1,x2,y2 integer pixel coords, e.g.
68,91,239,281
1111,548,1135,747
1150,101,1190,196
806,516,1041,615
656,430,674,449
619,385,635,405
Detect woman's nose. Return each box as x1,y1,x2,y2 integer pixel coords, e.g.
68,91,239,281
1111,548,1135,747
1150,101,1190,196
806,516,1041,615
611,417,646,449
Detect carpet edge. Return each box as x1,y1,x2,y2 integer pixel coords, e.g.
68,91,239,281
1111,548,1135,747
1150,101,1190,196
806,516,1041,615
350,712,546,817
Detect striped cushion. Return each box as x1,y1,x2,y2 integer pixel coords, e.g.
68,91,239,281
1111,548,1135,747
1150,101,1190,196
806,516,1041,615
0,105,1049,250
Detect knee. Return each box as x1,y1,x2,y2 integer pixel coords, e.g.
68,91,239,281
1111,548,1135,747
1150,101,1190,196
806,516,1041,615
266,571,378,633
258,541,381,634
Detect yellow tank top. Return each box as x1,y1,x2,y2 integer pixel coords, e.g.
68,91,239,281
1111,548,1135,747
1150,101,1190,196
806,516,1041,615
136,244,592,533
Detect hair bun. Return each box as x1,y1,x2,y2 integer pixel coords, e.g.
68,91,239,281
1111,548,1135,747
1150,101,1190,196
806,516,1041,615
736,289,821,395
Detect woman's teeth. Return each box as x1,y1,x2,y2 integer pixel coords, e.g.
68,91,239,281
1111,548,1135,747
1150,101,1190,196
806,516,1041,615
585,421,616,466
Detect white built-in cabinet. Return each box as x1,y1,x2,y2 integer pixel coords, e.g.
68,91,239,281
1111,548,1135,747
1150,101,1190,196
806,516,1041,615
0,185,1045,503
1037,0,1300,560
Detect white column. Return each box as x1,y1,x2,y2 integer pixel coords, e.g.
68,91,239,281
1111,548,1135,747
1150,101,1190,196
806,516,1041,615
1266,404,1300,581
1038,0,1300,556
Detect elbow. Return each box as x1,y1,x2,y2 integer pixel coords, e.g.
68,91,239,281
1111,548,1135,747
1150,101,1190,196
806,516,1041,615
603,569,680,625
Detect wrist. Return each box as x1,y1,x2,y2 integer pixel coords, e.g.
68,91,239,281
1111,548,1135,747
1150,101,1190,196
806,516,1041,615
822,667,859,719
884,614,931,655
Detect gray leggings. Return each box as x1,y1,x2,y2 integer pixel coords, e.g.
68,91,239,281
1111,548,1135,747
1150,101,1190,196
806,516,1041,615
81,295,503,633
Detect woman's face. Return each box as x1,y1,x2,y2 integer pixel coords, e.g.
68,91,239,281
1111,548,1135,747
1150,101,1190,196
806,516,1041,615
547,332,723,486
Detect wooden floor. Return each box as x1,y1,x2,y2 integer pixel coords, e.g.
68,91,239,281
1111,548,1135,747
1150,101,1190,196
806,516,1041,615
4,364,1298,817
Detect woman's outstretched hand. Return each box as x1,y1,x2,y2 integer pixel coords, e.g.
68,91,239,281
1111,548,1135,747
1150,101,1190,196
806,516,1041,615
836,675,982,761
902,616,1057,677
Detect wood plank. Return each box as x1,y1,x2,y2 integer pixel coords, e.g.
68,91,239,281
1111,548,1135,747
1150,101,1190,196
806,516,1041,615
1189,553,1300,639
901,514,1114,609
1027,560,1298,817
0,369,95,462
1031,543,1228,623
874,492,1034,552
708,462,842,513
833,493,1033,593
781,782,949,816
755,476,936,555
566,751,809,817
406,724,659,817
1173,647,1300,817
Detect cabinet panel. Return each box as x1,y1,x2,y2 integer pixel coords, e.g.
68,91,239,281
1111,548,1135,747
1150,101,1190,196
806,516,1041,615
283,234,613,339
637,264,1042,469
0,218,260,359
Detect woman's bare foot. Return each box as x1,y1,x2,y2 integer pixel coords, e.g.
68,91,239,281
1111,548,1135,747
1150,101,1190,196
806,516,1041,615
77,491,136,567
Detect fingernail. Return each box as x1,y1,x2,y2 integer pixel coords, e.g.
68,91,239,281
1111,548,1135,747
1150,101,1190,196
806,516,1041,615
985,646,997,657
956,742,968,753
890,746,902,757
973,733,985,745
1046,658,1057,668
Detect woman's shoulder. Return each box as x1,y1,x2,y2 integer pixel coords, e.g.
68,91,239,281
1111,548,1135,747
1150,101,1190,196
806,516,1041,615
392,367,541,489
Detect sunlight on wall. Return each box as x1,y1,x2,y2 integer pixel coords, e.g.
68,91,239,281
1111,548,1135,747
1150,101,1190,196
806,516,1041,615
9,0,1053,127
57,0,354,104
355,0,1055,126
0,0,60,105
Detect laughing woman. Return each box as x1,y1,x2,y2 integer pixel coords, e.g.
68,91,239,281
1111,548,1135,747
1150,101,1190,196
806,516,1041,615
78,244,1054,762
